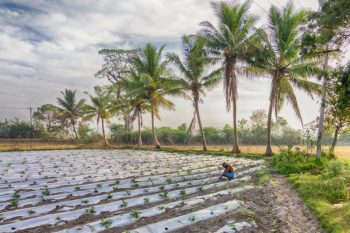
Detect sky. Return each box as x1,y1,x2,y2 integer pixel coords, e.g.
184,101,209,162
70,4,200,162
0,0,335,130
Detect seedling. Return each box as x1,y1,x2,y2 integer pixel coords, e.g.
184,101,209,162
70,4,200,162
159,185,165,191
130,210,141,219
166,177,172,184
131,178,136,183
144,197,150,203
27,210,36,215
120,200,128,207
42,187,50,196
85,206,96,215
81,199,89,204
197,186,203,191
159,192,169,200
96,184,102,188
180,189,186,197
75,186,81,191
11,198,18,207
158,205,165,210
126,190,131,195
143,188,149,193
188,215,196,222
107,194,113,199
12,192,20,199
114,180,120,185
132,183,139,188
113,186,118,191
100,219,112,228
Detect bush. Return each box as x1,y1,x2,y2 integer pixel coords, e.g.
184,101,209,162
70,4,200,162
272,147,328,175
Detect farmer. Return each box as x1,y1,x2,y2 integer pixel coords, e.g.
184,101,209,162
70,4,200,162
219,162,235,180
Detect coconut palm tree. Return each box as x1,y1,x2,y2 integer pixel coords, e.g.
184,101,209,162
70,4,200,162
54,89,86,139
167,36,222,151
247,2,321,156
85,86,113,146
199,0,258,153
127,43,185,149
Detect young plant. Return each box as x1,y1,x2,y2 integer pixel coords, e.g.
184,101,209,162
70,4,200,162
107,194,113,199
130,210,141,219
120,200,128,207
81,199,89,204
42,187,50,196
100,219,112,228
132,183,139,188
144,197,150,203
27,210,36,215
143,188,149,193
180,189,186,197
85,206,96,215
159,192,169,200
188,215,196,222
166,177,172,184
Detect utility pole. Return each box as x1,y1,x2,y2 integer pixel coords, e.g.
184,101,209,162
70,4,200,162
29,107,33,138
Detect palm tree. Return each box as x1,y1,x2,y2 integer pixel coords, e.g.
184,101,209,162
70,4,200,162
199,0,258,153
55,89,86,139
247,2,321,156
127,43,184,149
167,36,222,151
85,86,113,146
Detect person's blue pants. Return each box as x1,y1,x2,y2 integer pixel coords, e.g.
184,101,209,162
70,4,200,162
225,172,234,179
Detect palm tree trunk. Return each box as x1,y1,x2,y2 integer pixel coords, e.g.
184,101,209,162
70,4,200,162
72,121,79,140
137,109,142,147
194,100,208,151
232,94,240,153
330,125,340,153
265,77,278,156
316,46,329,159
151,105,161,149
101,118,108,146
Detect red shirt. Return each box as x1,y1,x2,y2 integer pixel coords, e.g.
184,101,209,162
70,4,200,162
225,164,234,173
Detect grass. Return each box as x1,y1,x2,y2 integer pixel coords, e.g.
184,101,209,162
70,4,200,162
272,148,350,233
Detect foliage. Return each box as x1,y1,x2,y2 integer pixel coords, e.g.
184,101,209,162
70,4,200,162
0,119,48,139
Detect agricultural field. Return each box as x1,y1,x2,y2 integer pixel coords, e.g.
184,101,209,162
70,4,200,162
0,149,320,233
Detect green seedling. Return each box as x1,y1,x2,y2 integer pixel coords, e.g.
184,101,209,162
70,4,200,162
10,198,18,207
130,210,141,219
166,177,172,184
96,184,102,188
81,199,89,204
42,187,50,196
114,180,120,185
75,186,81,191
158,205,165,210
100,219,112,228
159,186,165,191
144,197,150,203
85,206,96,215
189,215,196,222
197,186,203,191
27,210,36,215
132,183,139,188
107,194,113,199
126,190,131,195
159,192,169,200
180,189,186,196
113,186,118,191
143,188,149,193
120,200,128,207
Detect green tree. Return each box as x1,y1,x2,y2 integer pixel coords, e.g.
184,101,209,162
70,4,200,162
167,36,222,151
128,43,184,148
248,2,321,156
199,0,258,153
325,66,350,153
301,0,350,159
54,89,86,139
85,86,114,146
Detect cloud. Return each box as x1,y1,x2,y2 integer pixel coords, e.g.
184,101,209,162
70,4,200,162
0,0,322,129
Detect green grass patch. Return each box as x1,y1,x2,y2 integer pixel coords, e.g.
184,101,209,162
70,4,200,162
273,147,350,232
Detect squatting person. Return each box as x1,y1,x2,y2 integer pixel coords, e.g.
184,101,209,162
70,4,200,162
219,162,235,180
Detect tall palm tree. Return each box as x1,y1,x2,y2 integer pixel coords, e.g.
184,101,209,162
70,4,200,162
247,2,321,156
55,89,86,139
85,86,113,146
199,0,258,153
167,36,222,151
127,43,184,149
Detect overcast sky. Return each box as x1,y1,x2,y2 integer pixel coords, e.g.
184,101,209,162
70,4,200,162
0,0,341,130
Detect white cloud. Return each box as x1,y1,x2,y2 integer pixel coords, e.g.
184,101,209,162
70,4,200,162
0,0,328,129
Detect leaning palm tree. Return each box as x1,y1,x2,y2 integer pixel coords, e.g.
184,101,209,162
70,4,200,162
247,2,321,156
199,0,257,153
54,89,86,139
127,43,184,148
85,86,113,146
167,36,222,151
